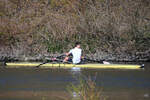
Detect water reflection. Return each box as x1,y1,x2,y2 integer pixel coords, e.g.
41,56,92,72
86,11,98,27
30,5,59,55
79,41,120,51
70,67,81,74
0,62,150,100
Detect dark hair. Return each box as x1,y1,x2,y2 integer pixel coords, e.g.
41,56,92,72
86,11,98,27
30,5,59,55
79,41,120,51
75,42,81,47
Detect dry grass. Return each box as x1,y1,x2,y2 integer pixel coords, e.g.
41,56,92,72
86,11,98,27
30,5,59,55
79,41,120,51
0,0,150,56
67,75,106,100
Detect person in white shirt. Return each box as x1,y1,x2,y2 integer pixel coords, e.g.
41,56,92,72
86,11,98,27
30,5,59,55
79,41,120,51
63,42,82,64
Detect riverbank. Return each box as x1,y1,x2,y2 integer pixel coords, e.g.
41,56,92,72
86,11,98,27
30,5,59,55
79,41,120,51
0,49,150,62
0,0,150,62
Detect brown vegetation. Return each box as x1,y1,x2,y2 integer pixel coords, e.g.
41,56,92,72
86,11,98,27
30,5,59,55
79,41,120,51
0,0,150,60
67,75,106,100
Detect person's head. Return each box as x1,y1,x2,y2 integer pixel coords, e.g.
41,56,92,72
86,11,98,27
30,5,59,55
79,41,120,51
75,42,81,48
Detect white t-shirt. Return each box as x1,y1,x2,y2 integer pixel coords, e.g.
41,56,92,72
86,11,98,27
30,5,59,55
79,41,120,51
69,47,82,64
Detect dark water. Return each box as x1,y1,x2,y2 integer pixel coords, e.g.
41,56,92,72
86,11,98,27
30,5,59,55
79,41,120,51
0,62,150,100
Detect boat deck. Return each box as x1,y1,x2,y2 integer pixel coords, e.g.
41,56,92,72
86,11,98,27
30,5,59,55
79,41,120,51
5,62,143,69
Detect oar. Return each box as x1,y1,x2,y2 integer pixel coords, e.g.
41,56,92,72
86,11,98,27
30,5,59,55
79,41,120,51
83,58,110,64
36,54,65,68
35,60,51,68
83,58,103,63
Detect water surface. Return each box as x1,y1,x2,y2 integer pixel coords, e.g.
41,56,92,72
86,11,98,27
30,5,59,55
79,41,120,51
0,62,150,100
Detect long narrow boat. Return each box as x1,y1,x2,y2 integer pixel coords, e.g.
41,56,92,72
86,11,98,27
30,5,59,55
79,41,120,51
5,62,144,69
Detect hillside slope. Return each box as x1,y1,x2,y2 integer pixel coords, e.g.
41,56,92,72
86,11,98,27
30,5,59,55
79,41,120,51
0,0,150,61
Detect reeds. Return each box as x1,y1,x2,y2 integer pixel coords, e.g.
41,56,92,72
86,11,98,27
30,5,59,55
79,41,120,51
67,75,106,100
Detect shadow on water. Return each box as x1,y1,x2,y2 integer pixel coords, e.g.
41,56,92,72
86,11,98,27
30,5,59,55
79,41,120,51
0,62,150,100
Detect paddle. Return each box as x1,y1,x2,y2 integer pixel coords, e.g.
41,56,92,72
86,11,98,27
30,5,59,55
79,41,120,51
83,58,110,64
36,54,65,68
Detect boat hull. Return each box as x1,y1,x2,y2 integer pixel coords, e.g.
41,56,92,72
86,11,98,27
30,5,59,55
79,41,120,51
5,62,142,69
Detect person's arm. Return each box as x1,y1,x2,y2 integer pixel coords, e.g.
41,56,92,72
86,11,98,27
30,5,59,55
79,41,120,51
63,49,72,62
66,49,73,56
81,56,84,59
65,52,70,56
80,49,84,59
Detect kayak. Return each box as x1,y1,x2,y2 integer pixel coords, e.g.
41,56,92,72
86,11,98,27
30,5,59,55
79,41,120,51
5,62,144,69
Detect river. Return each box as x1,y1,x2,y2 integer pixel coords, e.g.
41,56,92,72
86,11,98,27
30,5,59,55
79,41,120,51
0,62,150,100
